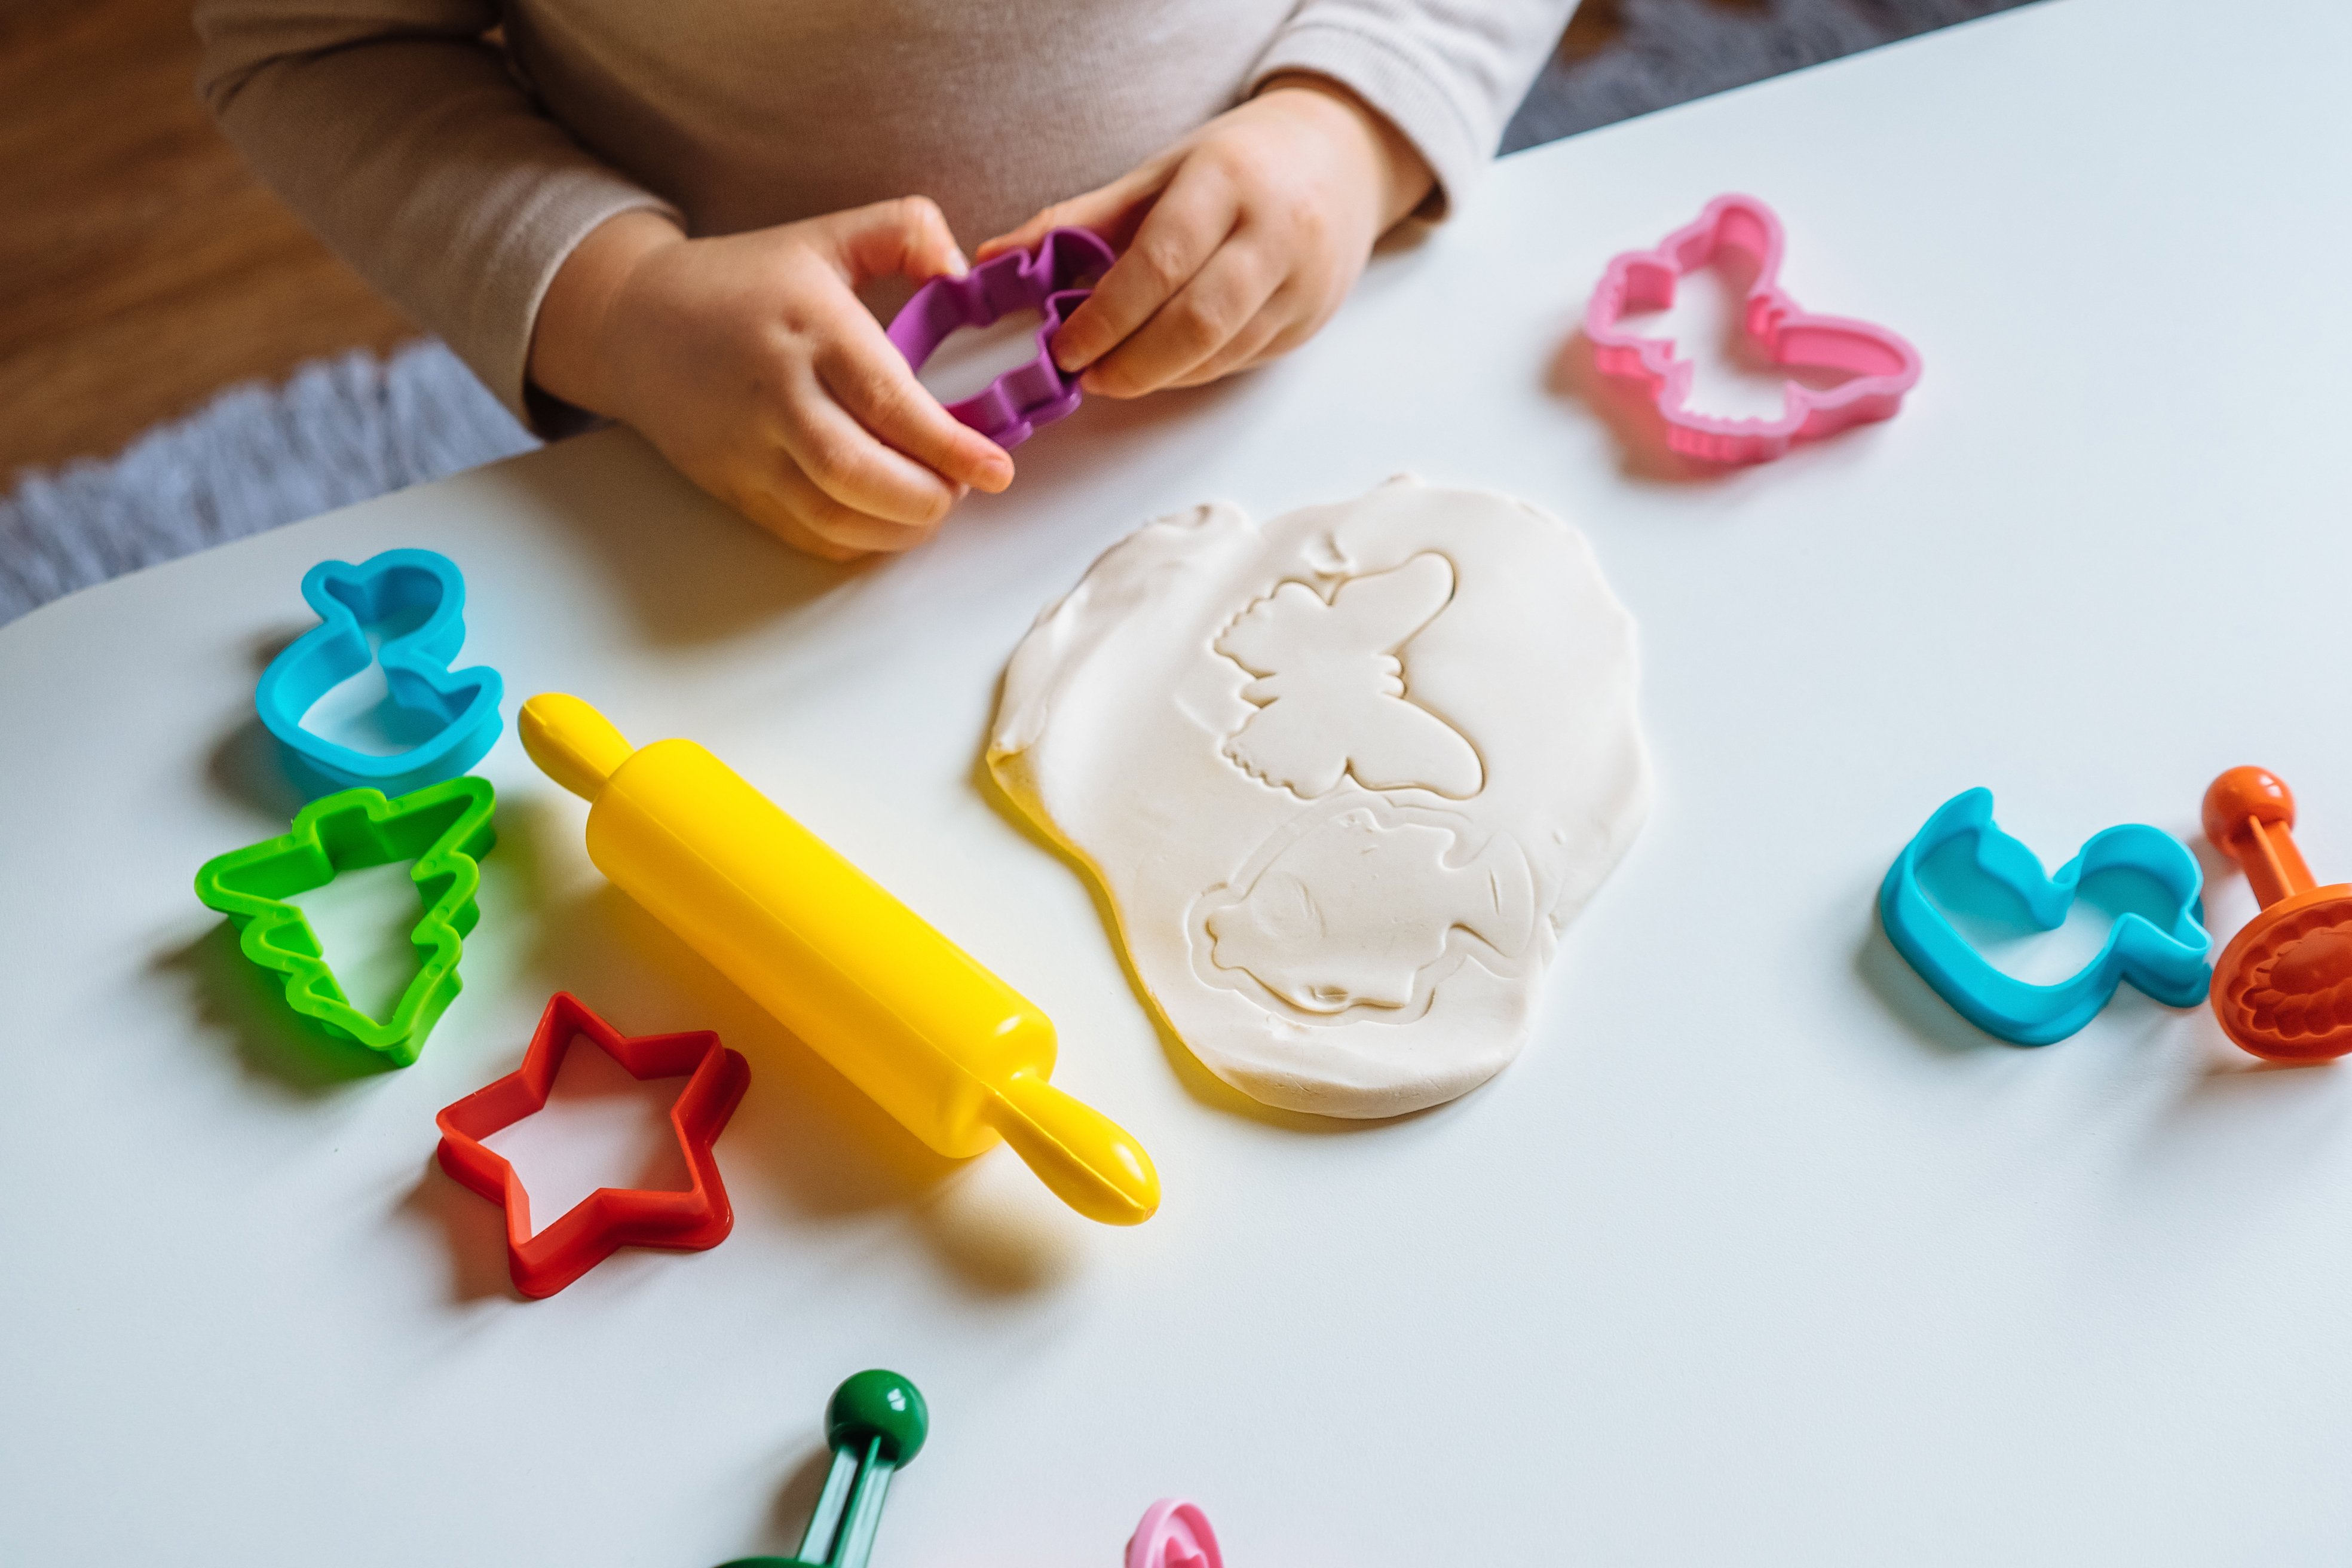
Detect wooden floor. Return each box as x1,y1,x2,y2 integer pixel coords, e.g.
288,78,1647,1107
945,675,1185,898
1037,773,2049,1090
0,0,413,480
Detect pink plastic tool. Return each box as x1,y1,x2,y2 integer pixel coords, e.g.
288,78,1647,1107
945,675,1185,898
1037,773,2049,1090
885,227,1114,449
1582,193,1921,464
1127,1500,1221,1568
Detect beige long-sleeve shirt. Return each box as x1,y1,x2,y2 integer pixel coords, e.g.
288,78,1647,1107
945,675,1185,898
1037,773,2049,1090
195,1,1574,425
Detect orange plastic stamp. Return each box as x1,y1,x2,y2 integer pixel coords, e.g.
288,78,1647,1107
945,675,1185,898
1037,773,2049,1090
2204,767,2352,1061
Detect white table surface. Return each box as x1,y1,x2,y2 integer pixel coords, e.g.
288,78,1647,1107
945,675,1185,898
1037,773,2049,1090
10,1,2352,1560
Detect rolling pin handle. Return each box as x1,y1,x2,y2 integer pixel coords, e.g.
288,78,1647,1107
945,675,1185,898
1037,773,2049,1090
986,1073,1162,1226
520,692,635,801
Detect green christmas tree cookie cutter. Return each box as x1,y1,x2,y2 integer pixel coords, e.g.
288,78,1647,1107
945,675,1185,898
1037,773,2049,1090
192,776,497,1066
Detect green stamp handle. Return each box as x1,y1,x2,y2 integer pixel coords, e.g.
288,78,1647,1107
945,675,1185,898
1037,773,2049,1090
716,1371,927,1568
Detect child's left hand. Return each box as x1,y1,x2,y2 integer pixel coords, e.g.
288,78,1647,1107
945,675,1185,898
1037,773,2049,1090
976,75,1433,400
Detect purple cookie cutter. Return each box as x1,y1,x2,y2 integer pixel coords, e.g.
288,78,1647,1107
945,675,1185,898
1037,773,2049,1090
886,226,1115,449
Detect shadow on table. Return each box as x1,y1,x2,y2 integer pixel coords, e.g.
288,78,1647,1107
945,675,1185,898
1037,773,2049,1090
152,921,400,1096
491,792,1085,1298
749,1443,840,1558
207,713,309,822
399,1160,525,1304
1851,909,2007,1058
473,431,864,650
200,622,315,823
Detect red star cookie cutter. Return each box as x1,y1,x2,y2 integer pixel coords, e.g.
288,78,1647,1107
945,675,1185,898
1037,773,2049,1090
434,991,750,1298
1584,192,1922,464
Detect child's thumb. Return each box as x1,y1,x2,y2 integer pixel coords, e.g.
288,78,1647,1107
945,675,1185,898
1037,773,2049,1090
826,195,970,286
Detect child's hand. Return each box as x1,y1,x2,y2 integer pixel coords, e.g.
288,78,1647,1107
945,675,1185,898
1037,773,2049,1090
529,200,1014,562
977,76,1434,400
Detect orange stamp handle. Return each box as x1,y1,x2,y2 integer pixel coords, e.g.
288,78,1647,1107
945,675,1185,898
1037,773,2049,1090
2203,767,2352,1062
2204,766,2317,907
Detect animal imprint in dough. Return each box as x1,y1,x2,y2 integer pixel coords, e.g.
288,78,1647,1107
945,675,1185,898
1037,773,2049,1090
1198,798,1537,1015
988,479,1650,1118
1215,552,1483,800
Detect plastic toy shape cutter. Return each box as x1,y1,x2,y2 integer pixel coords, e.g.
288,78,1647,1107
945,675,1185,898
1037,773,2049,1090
255,547,504,798
1129,1501,1223,1568
1878,788,2211,1046
192,776,496,1066
716,1370,928,1568
2202,766,2352,1061
885,226,1114,448
518,691,1159,1224
1584,193,1922,464
435,991,749,1297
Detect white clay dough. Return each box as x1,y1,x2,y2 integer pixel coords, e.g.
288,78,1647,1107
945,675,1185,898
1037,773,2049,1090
1217,553,1484,800
988,478,1650,1117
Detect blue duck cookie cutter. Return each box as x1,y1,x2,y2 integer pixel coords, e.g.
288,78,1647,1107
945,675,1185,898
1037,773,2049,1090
884,227,1115,448
1878,788,2213,1045
256,548,503,798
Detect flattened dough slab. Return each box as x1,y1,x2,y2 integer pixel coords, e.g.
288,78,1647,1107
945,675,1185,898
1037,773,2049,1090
988,479,1651,1117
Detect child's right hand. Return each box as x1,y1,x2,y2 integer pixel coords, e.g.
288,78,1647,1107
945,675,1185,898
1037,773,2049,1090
528,200,1014,562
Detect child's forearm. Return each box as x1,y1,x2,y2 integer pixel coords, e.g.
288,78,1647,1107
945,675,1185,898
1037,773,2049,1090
195,0,676,428
1251,0,1581,217
1255,72,1438,229
525,210,688,421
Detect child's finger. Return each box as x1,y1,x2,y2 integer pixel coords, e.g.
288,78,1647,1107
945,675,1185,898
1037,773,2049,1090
825,195,970,286
1166,289,1300,387
775,371,973,528
975,158,1172,262
725,480,872,564
764,460,943,556
1077,237,1279,397
1048,160,1239,373
764,514,872,565
817,329,1013,494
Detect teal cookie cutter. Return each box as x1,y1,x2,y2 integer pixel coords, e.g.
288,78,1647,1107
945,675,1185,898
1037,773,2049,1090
256,548,503,798
192,777,497,1066
1878,788,2213,1045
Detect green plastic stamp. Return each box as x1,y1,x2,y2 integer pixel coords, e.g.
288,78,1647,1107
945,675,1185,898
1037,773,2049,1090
192,776,497,1066
718,1370,929,1568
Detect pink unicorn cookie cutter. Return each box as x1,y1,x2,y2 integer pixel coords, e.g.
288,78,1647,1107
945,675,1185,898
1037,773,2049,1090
1128,1499,1221,1568
1582,193,1921,465
886,226,1115,449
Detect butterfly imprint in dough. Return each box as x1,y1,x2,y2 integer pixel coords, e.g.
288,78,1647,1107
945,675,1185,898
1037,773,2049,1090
1212,552,1483,800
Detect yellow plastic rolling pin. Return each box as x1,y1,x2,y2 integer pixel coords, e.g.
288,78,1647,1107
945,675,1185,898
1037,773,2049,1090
520,693,1159,1225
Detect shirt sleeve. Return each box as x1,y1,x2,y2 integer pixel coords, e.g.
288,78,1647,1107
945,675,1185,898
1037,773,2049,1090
194,0,678,429
1250,0,1577,219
